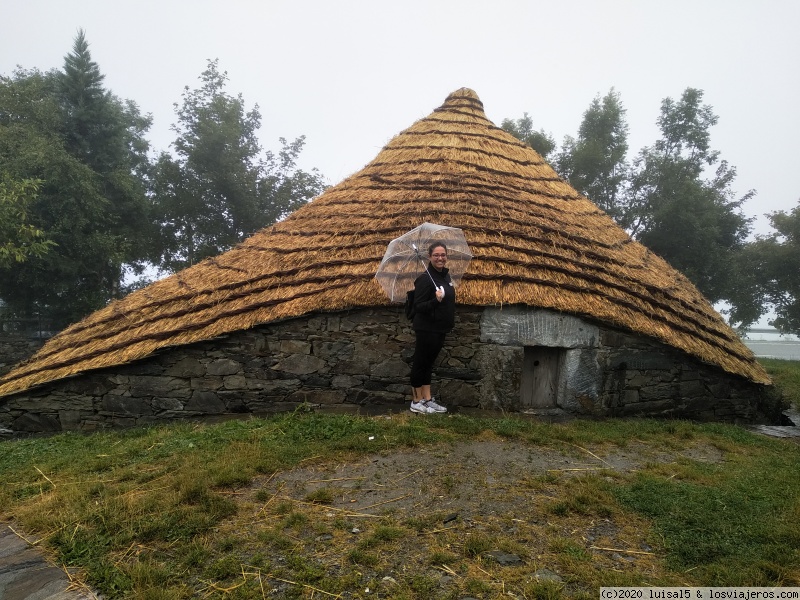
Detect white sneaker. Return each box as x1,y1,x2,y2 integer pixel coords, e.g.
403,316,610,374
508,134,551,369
425,399,447,413
410,401,435,414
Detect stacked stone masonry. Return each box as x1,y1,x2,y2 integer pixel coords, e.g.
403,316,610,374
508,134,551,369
0,336,45,377
0,307,781,434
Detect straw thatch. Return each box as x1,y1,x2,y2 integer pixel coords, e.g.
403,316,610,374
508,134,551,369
0,88,769,398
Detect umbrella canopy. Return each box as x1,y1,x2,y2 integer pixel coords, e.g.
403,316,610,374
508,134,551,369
375,222,473,302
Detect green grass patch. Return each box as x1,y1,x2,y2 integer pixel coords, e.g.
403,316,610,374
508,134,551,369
2,366,800,599
762,357,800,407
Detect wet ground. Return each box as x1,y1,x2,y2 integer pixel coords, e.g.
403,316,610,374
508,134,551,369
1,405,797,600
0,525,97,600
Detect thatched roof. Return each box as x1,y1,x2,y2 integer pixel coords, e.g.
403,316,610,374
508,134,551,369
0,88,770,397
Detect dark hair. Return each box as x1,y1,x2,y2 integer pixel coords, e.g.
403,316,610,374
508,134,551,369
428,242,447,256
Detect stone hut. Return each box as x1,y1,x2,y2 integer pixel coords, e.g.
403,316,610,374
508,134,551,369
0,88,778,435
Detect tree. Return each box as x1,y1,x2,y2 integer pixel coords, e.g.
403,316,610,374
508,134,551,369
0,30,153,327
57,29,154,296
748,201,800,334
624,89,754,314
500,113,556,159
151,59,326,273
0,175,54,268
555,89,629,221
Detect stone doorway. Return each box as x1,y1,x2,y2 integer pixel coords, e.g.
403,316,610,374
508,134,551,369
521,346,563,408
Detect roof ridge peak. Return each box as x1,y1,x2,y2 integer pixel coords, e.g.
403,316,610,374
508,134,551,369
440,87,484,112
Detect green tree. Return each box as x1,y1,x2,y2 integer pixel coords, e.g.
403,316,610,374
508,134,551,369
500,113,556,159
624,88,754,312
748,201,800,334
0,175,54,268
555,89,629,221
0,31,152,328
152,59,326,273
57,29,154,296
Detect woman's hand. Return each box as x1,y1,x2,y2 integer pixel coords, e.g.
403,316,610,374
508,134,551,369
436,285,445,302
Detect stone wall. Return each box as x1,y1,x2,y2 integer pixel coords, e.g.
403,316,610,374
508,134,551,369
0,335,45,378
0,306,781,435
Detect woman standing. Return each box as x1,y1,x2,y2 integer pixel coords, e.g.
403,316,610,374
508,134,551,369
409,242,455,414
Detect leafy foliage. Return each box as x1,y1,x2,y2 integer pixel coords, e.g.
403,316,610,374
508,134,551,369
0,175,54,267
500,112,556,159
748,201,800,334
151,60,326,273
503,88,761,326
555,89,629,221
0,31,152,327
626,89,755,314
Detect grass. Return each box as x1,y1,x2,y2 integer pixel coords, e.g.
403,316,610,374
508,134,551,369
1,360,799,598
762,357,800,408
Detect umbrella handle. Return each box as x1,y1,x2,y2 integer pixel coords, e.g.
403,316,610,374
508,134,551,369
413,244,438,287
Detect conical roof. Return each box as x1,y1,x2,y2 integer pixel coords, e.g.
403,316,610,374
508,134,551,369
0,88,769,397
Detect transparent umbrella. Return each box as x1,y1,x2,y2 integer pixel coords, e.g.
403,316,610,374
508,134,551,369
375,222,473,302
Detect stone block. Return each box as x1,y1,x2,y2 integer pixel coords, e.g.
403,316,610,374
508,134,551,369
165,357,206,378
368,391,405,404
439,379,479,407
707,381,732,398
244,378,272,390
332,375,361,389
679,379,706,398
119,362,163,376
626,372,648,388
639,383,678,402
363,380,390,391
435,367,481,381
273,354,326,375
185,391,225,414
62,376,114,396
619,399,676,416
153,397,184,411
239,332,267,353
345,389,372,404
128,375,182,398
217,391,256,411
326,315,341,331
559,348,600,412
102,396,154,416
191,376,223,391
313,340,355,359
450,345,475,359
481,307,599,348
223,374,248,390
207,359,241,376
371,358,410,378
280,340,311,355
258,379,301,394
59,410,83,430
622,389,640,404
287,389,345,404
679,369,702,381
608,351,675,371
18,395,94,412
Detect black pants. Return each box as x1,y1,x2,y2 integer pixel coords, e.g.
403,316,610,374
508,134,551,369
410,330,447,388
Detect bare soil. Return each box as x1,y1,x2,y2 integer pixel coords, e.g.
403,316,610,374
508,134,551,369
213,433,727,597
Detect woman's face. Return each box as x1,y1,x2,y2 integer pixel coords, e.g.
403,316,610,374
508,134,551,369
430,245,448,270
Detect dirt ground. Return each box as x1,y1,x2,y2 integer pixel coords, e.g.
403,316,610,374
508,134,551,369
214,432,729,596
260,436,724,519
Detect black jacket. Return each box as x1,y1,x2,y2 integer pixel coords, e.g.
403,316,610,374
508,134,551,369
412,264,456,332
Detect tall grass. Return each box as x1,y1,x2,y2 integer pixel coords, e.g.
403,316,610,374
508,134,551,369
1,360,799,598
